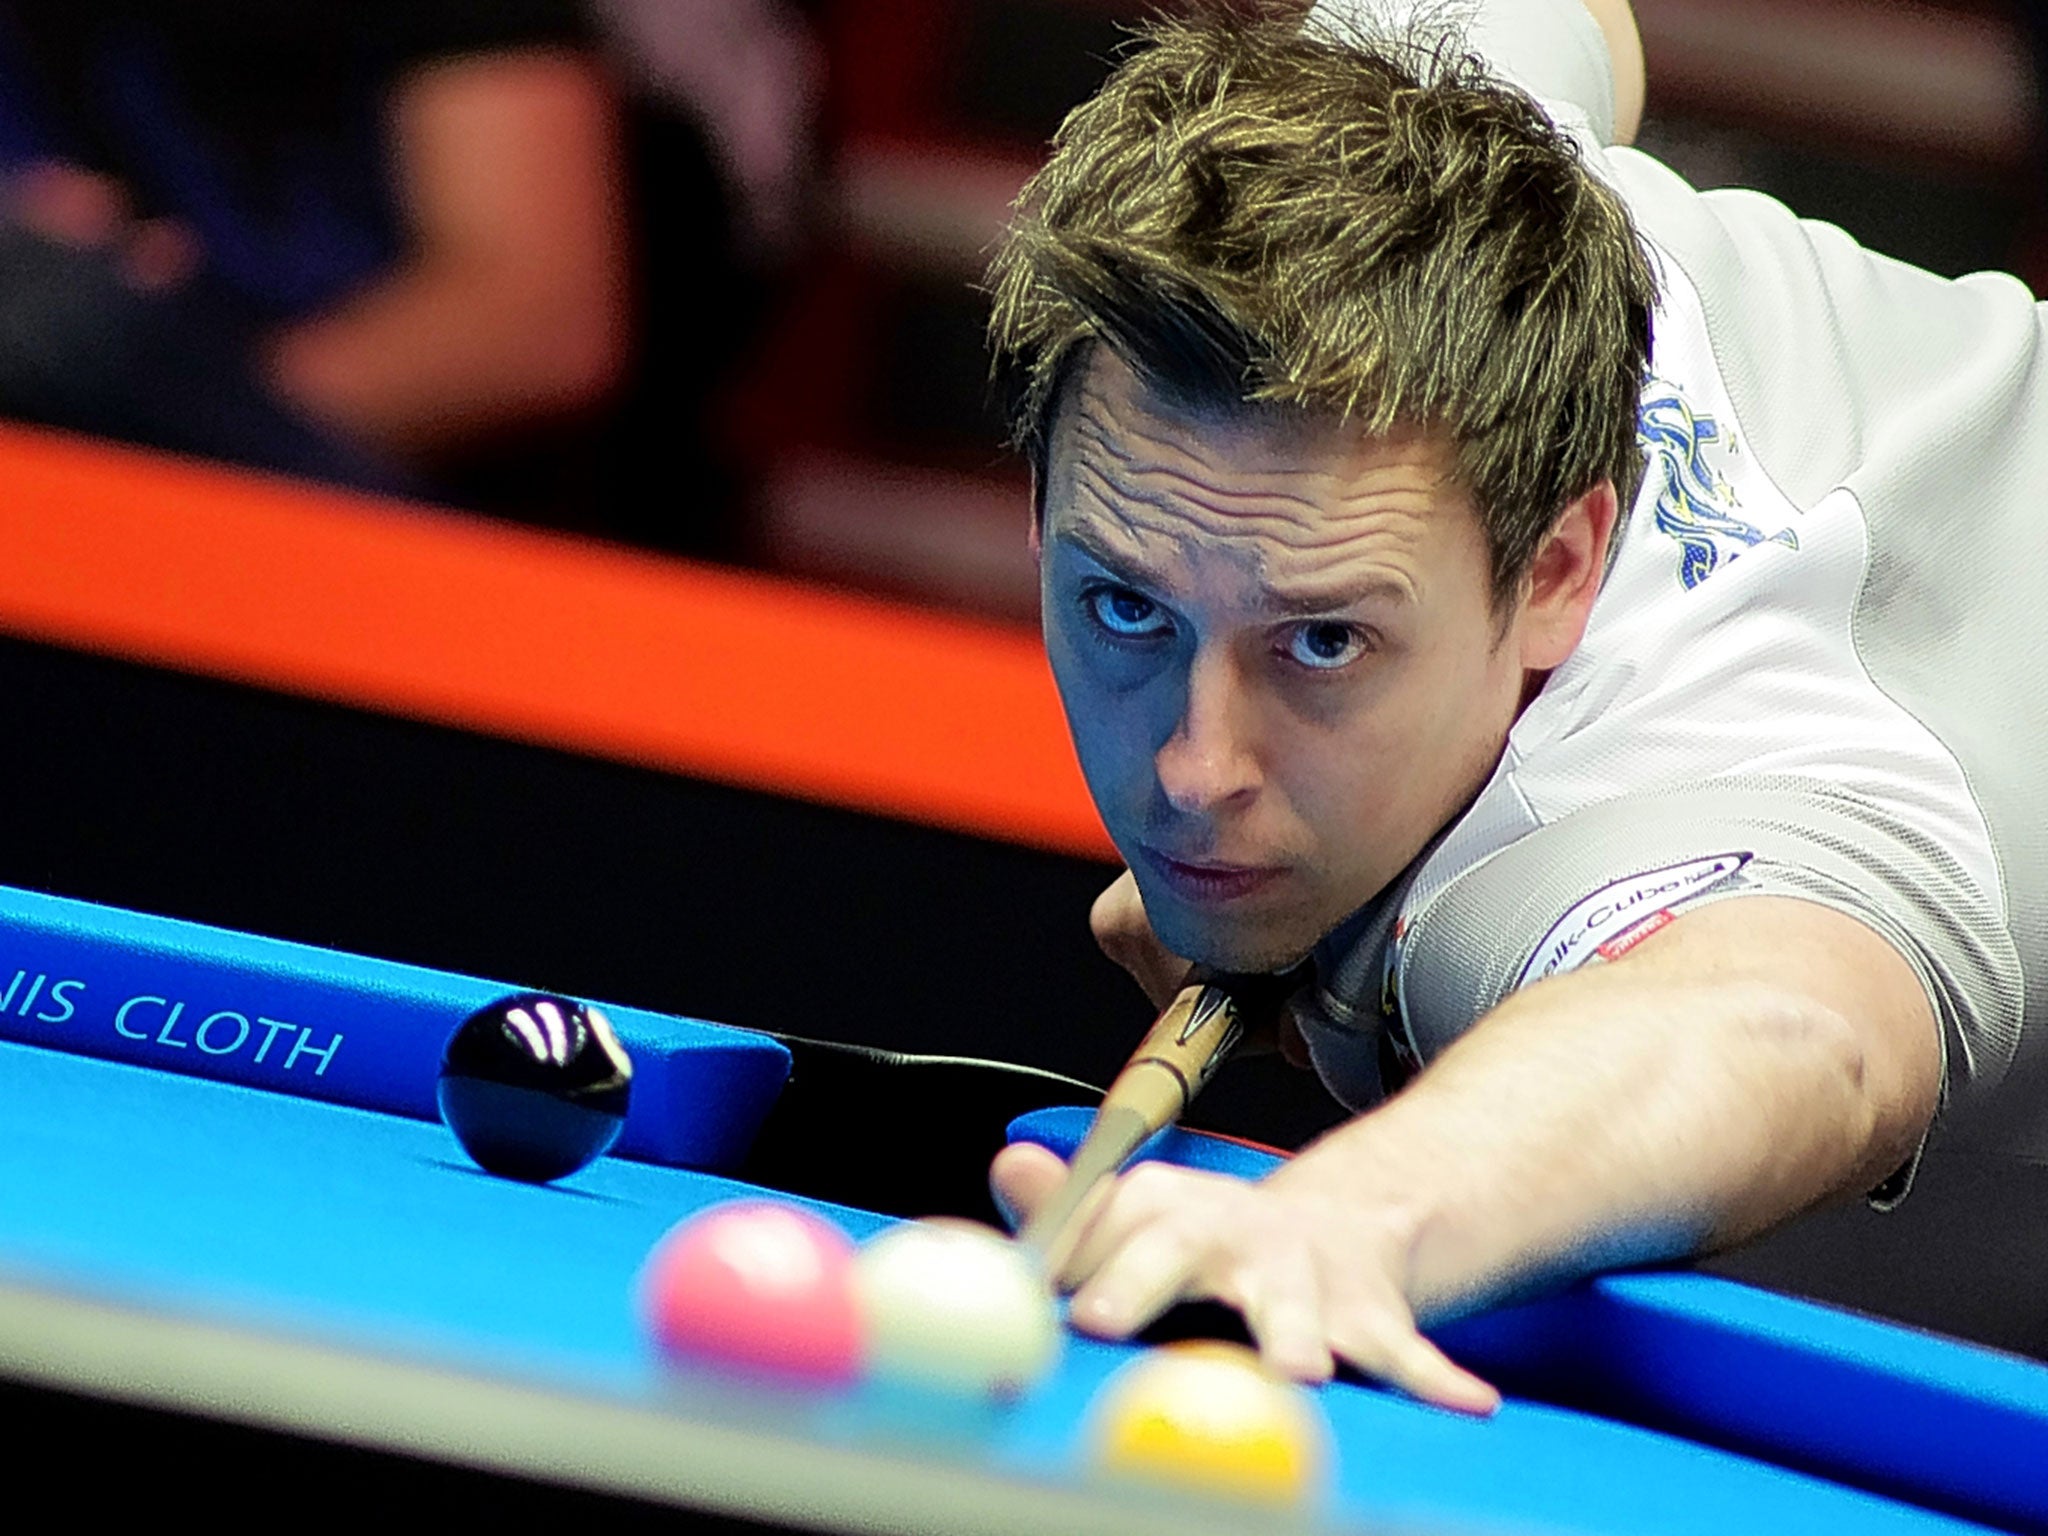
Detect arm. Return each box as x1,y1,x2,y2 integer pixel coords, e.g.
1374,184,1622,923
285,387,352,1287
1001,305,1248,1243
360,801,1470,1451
264,50,631,459
1580,0,1644,144
994,891,1939,1412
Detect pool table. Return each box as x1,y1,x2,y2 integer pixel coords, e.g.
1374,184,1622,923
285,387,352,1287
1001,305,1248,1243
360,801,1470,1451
0,885,2042,1535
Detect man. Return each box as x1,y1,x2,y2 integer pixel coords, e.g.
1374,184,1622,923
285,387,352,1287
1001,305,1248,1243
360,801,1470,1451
984,0,2044,1413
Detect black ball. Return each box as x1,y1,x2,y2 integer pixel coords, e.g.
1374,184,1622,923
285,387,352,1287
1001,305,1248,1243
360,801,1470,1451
437,993,633,1182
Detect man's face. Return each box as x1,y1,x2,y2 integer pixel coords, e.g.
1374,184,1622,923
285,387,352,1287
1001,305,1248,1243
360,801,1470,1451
1040,352,1563,973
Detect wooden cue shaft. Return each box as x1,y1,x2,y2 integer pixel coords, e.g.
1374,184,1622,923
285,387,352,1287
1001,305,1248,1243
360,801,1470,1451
1019,971,1287,1268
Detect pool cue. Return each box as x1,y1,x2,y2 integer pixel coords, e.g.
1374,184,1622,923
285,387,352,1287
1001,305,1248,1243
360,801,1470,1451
1019,968,1296,1273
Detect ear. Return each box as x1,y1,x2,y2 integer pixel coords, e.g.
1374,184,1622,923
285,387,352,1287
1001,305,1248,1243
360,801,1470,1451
1028,466,1044,560
1517,480,1618,671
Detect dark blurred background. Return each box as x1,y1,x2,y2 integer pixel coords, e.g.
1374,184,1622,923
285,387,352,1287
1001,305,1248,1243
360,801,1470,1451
1,0,2043,626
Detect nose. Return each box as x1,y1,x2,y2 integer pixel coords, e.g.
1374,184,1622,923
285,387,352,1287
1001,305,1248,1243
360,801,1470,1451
1155,645,1261,815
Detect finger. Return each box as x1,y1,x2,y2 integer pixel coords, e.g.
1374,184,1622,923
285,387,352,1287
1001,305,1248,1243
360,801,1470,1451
1331,1313,1502,1417
1050,1162,1203,1292
1229,1260,1336,1383
1385,1334,1502,1417
1066,1215,1202,1338
1089,869,1186,1008
988,1140,1068,1232
1087,869,1141,955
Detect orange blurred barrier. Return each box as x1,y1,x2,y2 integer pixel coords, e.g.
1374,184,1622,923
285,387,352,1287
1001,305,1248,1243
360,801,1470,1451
0,426,1114,860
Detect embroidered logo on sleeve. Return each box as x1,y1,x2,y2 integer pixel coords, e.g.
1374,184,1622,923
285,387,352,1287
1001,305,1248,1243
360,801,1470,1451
1516,853,1752,988
1639,383,1797,589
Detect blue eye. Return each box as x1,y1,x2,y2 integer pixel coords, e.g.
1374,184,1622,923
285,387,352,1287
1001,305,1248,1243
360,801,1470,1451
1286,621,1368,670
1087,586,1170,639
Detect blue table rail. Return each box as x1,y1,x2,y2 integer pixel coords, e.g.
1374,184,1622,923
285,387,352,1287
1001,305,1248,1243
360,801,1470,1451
0,883,789,1169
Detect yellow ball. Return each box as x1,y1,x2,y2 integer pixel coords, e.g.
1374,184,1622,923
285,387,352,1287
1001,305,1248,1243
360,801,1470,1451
1086,1342,1332,1508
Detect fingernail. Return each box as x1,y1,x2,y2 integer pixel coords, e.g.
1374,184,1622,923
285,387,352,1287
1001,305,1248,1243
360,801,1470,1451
1078,1293,1126,1333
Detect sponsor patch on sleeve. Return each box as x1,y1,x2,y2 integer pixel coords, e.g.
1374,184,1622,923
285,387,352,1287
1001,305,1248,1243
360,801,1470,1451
1516,853,1751,988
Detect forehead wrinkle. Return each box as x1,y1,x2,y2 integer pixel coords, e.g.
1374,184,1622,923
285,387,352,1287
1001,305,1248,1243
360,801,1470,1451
1064,462,1433,602
1051,354,1450,612
1064,374,1451,545
1066,456,1358,559
1064,466,1430,613
1065,424,1440,567
1070,398,1342,529
1067,464,1264,587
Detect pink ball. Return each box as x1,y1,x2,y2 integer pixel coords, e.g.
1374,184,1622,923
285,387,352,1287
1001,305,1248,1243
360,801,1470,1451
642,1200,864,1385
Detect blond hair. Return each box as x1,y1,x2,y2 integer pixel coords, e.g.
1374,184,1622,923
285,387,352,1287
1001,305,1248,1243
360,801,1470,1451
986,5,1655,600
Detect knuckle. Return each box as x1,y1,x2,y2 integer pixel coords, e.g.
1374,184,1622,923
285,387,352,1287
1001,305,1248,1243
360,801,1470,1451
1118,1161,1181,1203
1088,873,1141,932
1329,1305,1413,1367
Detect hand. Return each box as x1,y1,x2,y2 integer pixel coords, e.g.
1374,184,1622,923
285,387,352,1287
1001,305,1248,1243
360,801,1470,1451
4,161,201,293
1089,868,1187,1008
991,1138,1501,1415
1091,868,1315,1065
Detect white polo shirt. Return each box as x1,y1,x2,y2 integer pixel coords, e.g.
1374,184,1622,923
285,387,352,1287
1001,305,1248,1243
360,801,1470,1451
1299,0,2044,1171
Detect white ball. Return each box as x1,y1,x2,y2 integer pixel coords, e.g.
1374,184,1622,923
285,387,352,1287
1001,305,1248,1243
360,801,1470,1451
852,1218,1062,1399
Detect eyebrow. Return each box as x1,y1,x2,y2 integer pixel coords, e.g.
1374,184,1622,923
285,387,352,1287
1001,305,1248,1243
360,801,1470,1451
1055,523,1166,591
1054,524,1415,618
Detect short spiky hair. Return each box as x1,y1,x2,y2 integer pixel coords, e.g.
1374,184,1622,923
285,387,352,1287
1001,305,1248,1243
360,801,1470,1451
985,5,1655,603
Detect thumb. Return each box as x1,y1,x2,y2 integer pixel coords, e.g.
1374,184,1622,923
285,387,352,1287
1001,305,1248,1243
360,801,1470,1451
989,1139,1069,1233
1090,869,1188,1008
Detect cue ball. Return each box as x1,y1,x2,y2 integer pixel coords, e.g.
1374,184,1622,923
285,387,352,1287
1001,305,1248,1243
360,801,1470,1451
437,992,633,1183
642,1200,864,1384
851,1219,1060,1399
1086,1342,1331,1508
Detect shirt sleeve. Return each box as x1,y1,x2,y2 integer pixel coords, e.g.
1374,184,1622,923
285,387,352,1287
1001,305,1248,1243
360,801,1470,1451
1305,0,1617,145
1375,776,2030,1204
1394,779,2013,1084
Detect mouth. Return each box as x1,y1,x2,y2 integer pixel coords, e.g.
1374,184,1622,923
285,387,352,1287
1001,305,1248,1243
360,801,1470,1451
1140,847,1285,904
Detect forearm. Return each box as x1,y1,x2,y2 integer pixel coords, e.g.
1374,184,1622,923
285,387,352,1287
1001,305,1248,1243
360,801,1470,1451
264,50,631,460
1276,898,1935,1320
1578,0,1643,144
265,256,627,457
